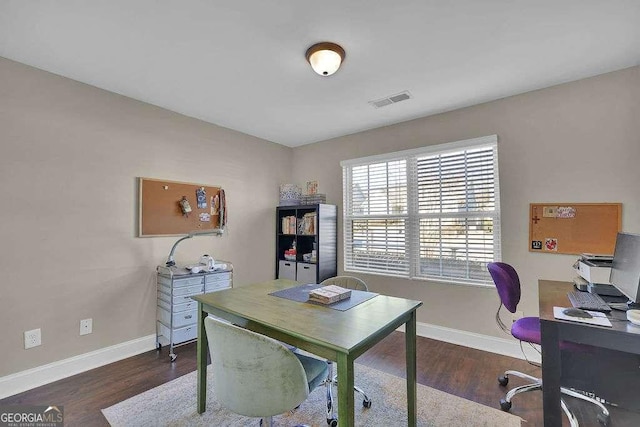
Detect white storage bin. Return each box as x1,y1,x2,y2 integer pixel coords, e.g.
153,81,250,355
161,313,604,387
158,275,202,288
159,283,203,297
157,298,170,312
175,300,198,312
173,276,204,287
158,321,197,345
173,324,198,343
278,260,296,280
158,307,198,328
205,272,231,284
172,293,201,304
157,290,170,305
296,262,317,284
159,290,202,305
158,299,197,313
173,283,204,296
205,282,231,293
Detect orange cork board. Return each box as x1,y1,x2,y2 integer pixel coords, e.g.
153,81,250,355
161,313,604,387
138,177,222,237
529,203,621,255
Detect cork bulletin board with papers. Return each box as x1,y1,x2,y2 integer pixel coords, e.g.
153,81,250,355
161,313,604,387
138,177,224,237
529,203,621,255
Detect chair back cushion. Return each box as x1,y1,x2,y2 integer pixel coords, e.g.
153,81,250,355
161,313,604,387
320,275,368,291
204,316,309,418
487,262,521,313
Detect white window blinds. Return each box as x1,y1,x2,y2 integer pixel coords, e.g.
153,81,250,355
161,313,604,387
341,135,501,285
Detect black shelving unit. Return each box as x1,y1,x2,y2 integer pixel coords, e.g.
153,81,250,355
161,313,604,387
276,204,337,284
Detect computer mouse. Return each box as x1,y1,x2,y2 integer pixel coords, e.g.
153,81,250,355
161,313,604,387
562,308,593,318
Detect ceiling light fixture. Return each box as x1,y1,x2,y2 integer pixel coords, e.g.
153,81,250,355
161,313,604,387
305,42,345,76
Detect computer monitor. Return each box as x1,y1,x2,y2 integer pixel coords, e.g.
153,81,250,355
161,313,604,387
609,232,640,306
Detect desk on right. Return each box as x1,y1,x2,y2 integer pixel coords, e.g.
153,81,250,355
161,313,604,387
538,280,640,426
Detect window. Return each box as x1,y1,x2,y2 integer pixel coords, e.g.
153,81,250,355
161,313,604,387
341,135,500,286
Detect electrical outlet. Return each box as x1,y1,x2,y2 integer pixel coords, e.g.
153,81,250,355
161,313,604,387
80,318,93,336
512,311,524,323
24,328,41,349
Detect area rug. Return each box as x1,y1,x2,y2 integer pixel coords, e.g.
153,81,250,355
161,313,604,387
102,364,521,426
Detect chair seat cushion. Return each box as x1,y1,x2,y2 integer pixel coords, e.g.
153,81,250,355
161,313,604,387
511,316,592,353
295,353,329,392
511,316,542,344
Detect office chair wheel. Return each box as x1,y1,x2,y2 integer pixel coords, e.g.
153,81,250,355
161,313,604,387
169,353,177,362
499,398,512,411
498,375,509,386
156,343,162,351
597,412,610,426
326,417,338,426
363,398,372,408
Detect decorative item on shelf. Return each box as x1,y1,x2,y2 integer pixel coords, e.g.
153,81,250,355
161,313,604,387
297,212,317,235
300,193,327,204
199,254,215,270
281,215,297,234
279,184,302,206
284,241,297,261
306,180,318,195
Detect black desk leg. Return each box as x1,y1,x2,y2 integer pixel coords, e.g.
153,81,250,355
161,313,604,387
197,304,208,414
541,319,562,426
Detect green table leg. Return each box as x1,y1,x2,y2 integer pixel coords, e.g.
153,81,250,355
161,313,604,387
337,352,355,426
197,304,208,414
406,311,417,426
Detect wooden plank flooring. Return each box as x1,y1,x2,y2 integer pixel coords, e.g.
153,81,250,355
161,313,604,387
2,332,637,426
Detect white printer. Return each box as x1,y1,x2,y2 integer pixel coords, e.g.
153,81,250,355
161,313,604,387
573,253,623,296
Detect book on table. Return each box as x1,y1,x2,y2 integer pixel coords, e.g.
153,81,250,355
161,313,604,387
309,285,352,304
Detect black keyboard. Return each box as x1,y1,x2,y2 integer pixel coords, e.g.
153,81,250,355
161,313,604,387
567,290,612,312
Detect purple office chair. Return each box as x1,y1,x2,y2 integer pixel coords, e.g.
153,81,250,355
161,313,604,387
488,262,610,426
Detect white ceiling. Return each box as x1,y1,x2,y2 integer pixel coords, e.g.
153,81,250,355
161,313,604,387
1,1,639,147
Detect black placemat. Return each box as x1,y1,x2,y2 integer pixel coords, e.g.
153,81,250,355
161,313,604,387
269,283,378,311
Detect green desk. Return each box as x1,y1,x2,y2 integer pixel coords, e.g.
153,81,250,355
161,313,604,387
192,279,423,426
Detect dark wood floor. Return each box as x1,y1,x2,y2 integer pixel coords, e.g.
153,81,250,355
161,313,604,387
2,332,637,426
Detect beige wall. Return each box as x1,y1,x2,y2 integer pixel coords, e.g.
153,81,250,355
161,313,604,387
291,66,640,337
2,55,638,379
0,58,292,376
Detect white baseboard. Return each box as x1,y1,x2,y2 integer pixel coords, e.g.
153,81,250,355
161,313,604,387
400,321,542,364
0,334,156,400
1,323,539,400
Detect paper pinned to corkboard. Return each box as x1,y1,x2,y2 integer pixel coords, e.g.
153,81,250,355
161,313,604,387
529,203,621,255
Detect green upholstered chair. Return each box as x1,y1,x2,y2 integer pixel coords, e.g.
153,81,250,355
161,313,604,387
321,275,368,291
204,316,329,427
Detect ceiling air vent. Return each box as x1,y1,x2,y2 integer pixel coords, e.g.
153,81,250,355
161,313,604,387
369,91,412,109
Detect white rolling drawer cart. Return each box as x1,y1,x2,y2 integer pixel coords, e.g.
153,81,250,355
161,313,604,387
156,264,232,362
